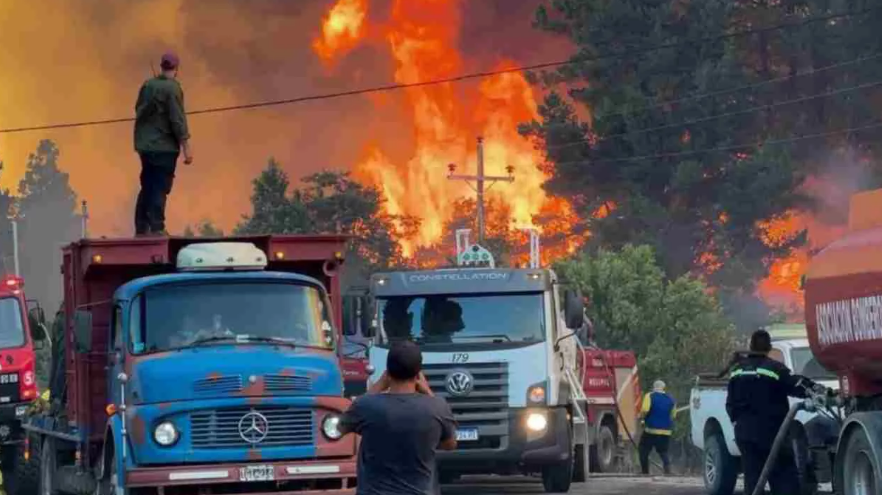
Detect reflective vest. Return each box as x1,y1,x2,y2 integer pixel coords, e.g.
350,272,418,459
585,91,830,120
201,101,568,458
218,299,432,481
641,392,675,435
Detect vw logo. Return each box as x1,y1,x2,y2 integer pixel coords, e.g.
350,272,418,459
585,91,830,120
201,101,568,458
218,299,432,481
238,411,269,445
445,370,474,396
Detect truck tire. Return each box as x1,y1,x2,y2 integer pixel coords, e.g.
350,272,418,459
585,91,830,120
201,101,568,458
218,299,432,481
543,422,573,493
791,429,817,495
39,437,56,495
573,444,587,482
589,424,616,473
1,445,18,495
703,432,737,495
95,445,125,495
842,428,879,495
542,458,573,493
7,433,42,495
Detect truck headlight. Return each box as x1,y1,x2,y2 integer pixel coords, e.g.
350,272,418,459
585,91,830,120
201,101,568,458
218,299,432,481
322,414,343,440
154,421,179,446
526,412,548,432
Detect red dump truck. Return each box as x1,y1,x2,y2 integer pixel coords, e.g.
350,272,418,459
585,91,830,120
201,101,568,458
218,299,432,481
14,235,359,495
803,188,882,494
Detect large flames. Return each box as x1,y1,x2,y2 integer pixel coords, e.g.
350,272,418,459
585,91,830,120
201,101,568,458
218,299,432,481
313,0,568,258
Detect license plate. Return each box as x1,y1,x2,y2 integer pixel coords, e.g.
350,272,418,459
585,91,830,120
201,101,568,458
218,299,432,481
456,428,479,441
239,465,275,482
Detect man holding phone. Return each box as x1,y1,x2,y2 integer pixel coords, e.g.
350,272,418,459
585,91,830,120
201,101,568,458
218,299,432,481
339,341,457,494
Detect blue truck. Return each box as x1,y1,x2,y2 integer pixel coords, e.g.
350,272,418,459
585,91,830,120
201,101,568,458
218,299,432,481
12,236,358,495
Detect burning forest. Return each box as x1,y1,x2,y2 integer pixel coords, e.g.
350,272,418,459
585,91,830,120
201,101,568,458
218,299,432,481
1,0,878,321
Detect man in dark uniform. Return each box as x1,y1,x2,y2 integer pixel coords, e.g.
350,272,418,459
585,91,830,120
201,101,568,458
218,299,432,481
726,330,816,495
133,52,193,236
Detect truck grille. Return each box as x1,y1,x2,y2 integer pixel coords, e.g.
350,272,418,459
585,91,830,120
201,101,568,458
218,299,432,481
265,374,312,393
423,362,508,450
193,375,243,395
190,406,313,449
0,372,19,405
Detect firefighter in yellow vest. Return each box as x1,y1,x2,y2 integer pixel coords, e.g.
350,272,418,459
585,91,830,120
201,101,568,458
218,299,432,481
638,380,676,475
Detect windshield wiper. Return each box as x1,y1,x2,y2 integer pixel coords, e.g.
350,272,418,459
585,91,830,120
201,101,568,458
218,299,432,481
452,334,512,343
181,335,238,349
240,336,298,348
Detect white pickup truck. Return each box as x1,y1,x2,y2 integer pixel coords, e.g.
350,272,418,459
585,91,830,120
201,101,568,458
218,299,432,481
689,326,839,495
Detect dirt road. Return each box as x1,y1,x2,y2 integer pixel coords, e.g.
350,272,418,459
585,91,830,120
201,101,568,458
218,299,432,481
443,476,834,494
443,476,707,494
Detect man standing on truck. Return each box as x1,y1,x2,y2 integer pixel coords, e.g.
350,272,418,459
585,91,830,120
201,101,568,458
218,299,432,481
726,330,815,495
339,340,457,494
133,51,193,236
638,379,675,475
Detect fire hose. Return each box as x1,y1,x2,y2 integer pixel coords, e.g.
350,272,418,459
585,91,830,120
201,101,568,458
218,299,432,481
749,384,836,495
589,346,665,473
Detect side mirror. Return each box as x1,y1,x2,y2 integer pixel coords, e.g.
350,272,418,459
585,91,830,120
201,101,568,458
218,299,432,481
74,310,93,353
563,290,585,330
28,307,47,341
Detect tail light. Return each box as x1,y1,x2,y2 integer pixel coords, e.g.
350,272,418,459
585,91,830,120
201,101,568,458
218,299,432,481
20,360,37,401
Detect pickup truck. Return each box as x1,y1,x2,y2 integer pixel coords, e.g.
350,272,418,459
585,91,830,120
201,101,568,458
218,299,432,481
689,326,839,495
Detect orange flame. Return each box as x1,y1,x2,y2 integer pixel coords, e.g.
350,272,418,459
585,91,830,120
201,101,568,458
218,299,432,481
315,0,566,258
312,0,368,64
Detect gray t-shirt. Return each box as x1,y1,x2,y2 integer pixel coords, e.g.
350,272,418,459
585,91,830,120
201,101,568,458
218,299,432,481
340,393,457,495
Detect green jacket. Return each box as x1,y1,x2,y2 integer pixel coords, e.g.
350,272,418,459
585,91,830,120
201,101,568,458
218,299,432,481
133,75,190,153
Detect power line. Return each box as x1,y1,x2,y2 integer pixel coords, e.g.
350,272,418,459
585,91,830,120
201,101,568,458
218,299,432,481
0,5,878,135
549,121,882,165
535,52,882,132
544,77,882,151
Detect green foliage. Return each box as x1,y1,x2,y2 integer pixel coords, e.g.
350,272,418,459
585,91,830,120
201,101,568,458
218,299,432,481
15,140,81,311
555,245,734,404
0,162,14,274
183,220,224,237
526,0,882,296
236,160,419,284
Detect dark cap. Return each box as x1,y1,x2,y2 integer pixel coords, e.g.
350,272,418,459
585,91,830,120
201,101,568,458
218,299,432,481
750,329,772,354
387,340,422,380
160,52,180,70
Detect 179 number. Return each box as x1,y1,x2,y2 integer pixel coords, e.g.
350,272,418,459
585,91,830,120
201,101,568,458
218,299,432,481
452,353,469,363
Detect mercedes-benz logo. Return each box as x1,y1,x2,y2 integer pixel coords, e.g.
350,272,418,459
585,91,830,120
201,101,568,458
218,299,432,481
445,370,474,396
238,411,269,445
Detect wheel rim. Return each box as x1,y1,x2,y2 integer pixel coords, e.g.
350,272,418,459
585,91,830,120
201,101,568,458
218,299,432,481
705,448,717,486
849,450,876,495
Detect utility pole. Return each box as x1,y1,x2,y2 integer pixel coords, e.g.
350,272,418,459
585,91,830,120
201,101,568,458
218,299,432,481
447,136,515,243
11,219,19,276
81,200,89,239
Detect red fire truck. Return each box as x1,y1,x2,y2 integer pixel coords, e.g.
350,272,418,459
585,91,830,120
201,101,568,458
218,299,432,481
0,275,47,494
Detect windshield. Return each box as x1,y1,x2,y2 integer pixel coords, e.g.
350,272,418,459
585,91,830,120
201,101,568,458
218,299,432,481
132,282,334,354
378,293,545,345
0,297,24,348
791,347,837,380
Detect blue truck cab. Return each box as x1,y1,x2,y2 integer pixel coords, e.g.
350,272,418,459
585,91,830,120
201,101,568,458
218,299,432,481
16,236,357,495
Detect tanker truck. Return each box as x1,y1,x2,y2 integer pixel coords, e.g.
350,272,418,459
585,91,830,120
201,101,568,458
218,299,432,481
803,187,882,494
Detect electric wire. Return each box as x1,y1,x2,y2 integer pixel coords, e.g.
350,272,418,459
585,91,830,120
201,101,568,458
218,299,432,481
0,6,877,135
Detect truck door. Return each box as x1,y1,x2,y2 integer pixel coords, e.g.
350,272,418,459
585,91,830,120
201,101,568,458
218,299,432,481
107,305,125,405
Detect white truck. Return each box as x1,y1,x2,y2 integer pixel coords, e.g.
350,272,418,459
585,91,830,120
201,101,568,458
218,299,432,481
364,237,592,493
689,325,839,495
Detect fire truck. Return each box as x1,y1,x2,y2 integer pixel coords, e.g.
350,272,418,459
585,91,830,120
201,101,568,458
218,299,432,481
0,275,47,495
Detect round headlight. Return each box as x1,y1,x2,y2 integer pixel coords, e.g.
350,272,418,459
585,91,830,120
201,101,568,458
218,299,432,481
526,412,548,432
322,414,343,441
154,421,179,446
